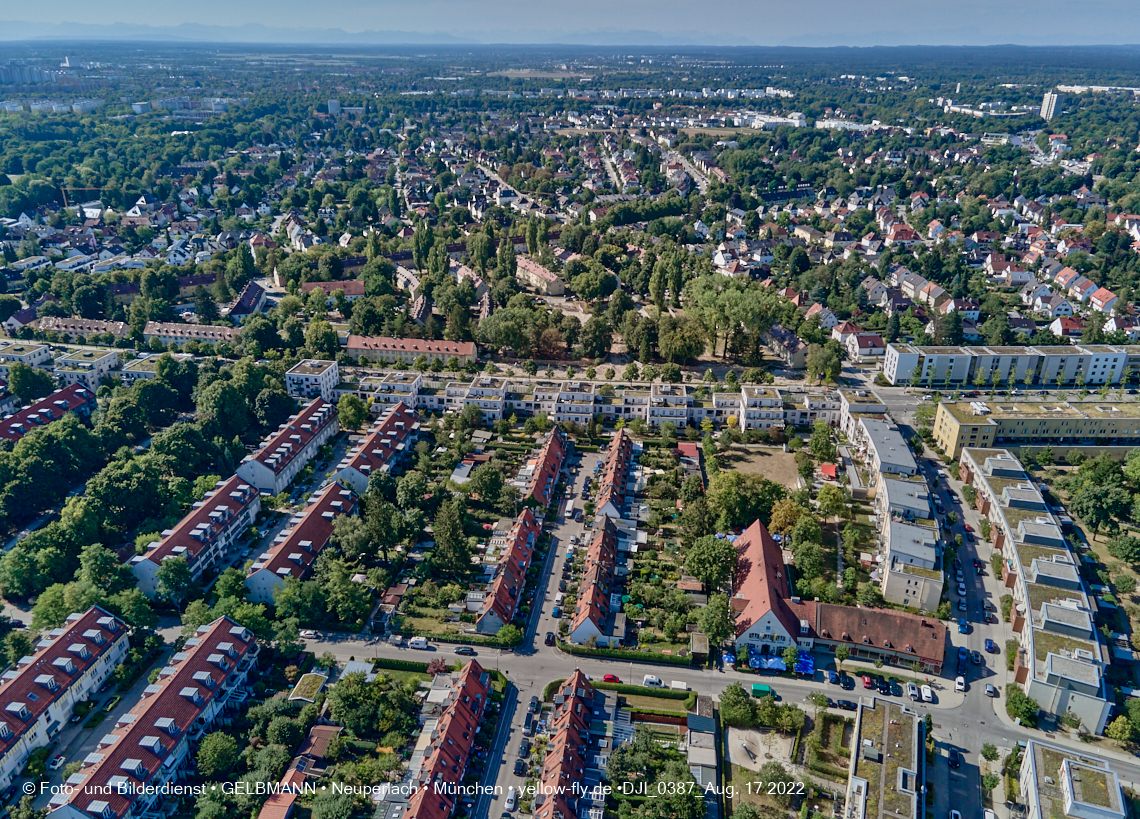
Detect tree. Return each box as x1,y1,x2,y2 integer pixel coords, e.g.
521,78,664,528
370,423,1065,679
697,593,734,650
197,732,240,778
337,394,369,431
1105,715,1134,744
1006,688,1039,727
782,644,800,670
2,631,34,667
684,536,738,593
981,743,999,761
579,315,612,360
806,342,842,384
718,683,757,727
8,362,54,404
156,556,193,607
305,319,339,357
430,498,470,579
834,644,849,671
194,286,220,324
817,484,850,519
769,498,807,536
496,624,522,645
1107,535,1140,563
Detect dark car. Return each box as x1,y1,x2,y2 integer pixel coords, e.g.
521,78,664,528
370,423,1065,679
840,675,855,690
514,760,527,777
836,700,858,711
827,670,839,684
948,749,961,768
455,646,476,656
958,646,968,663
528,696,539,713
876,677,890,694
558,580,567,592
518,739,531,758
545,631,555,646
0,785,17,805
972,650,983,665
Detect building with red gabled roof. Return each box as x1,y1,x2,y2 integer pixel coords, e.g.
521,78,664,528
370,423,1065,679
567,519,622,646
594,430,635,520
517,427,566,507
0,383,97,442
535,671,597,819
334,402,419,495
244,482,358,604
51,617,257,819
237,398,339,495
345,336,477,365
132,476,261,597
0,607,127,793
476,509,540,635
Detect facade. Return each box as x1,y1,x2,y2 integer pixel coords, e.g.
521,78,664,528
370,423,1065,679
1020,741,1125,819
143,321,237,347
299,280,367,303
960,449,1111,733
844,699,925,819
594,430,636,520
237,398,339,495
0,342,52,377
1041,92,1065,121
245,482,357,605
444,376,508,422
285,359,340,402
54,349,121,389
933,400,1140,460
51,618,257,819
879,519,942,613
345,336,477,365
883,343,1134,388
226,281,267,324
762,323,808,369
30,317,131,341
0,607,127,794
118,353,195,385
475,509,540,635
857,418,918,476
333,402,419,495
838,390,887,439
0,383,97,442
132,476,261,597
515,256,566,295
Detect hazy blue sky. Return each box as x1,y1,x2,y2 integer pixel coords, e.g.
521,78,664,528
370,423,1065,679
7,0,1140,45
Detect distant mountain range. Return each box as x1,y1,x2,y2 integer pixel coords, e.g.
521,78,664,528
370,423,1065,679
0,19,759,46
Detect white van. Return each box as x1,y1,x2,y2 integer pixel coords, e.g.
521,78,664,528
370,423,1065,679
409,636,429,650
670,681,690,691
907,682,919,701
554,593,565,606
642,675,663,688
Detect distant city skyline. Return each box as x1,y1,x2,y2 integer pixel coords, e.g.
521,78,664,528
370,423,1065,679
4,0,1140,46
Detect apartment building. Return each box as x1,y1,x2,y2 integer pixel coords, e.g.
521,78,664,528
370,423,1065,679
51,618,257,819
237,398,339,495
1019,741,1125,819
960,448,1111,733
515,256,565,295
245,482,358,605
515,427,566,507
29,317,131,341
879,519,942,613
132,476,261,597
333,402,419,495
857,418,918,476
475,509,539,635
0,607,127,794
844,699,925,819
118,353,195,385
883,343,1135,387
445,376,507,421
738,386,785,430
365,371,422,410
143,321,237,347
53,348,121,389
933,400,1140,460
285,359,340,402
402,661,490,819
0,384,97,442
567,519,624,646
595,430,636,520
762,323,808,369
345,336,477,365
0,342,52,377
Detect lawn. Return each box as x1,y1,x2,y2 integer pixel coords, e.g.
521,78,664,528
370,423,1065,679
621,694,688,712
722,447,801,486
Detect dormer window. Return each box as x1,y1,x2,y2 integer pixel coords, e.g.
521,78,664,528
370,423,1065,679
193,671,216,688
52,657,76,674
0,721,11,739
121,758,146,777
83,629,106,645
88,800,116,819
154,717,178,736
69,643,91,659
179,686,203,705
5,702,29,720
139,735,165,755
35,674,58,692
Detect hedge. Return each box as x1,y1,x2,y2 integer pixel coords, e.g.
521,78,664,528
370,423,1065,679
592,681,690,699
543,679,566,702
559,642,693,666
372,657,430,673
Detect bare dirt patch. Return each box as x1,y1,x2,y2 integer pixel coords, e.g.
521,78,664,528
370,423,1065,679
723,447,800,488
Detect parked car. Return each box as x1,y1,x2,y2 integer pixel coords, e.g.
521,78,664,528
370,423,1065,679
642,675,663,688
985,638,997,654
971,650,982,665
528,696,539,713
299,630,317,639
455,646,476,656
955,676,966,692
514,760,527,777
551,607,561,618
603,674,621,683
545,632,555,646
958,600,967,612
963,524,973,533
958,618,969,634
518,739,530,758
948,749,961,769
836,699,858,711
957,583,967,596
985,684,998,698
907,682,919,701
921,685,933,703
827,670,839,685
47,755,66,772
862,675,873,689
103,696,122,712
505,787,518,812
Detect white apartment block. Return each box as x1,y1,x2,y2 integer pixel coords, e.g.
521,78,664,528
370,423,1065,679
51,618,257,819
884,343,1134,387
132,476,261,597
285,359,340,402
117,353,195,385
1020,741,1125,819
0,342,52,379
53,349,121,389
879,519,942,613
236,398,339,495
0,607,127,794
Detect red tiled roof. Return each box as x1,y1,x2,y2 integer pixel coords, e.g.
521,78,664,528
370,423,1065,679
339,402,418,478
0,607,125,760
63,618,256,819
246,482,356,583
732,519,799,640
246,398,337,477
526,428,566,506
477,509,539,630
0,383,96,441
139,475,259,567
346,336,475,357
568,519,618,637
595,430,633,517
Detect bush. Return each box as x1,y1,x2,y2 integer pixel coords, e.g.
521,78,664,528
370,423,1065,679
1117,575,1137,595
1006,640,1019,670
592,681,690,700
991,552,1003,578
372,657,430,673
1006,688,1039,728
1001,595,1013,622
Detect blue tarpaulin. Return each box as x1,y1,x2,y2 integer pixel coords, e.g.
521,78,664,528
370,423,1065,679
723,652,736,665
795,653,815,675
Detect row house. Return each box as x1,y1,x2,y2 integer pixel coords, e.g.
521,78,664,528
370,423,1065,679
30,317,131,341
132,476,261,597
299,280,366,305
245,482,357,605
237,398,339,495
333,402,419,495
143,322,237,347
567,519,624,646
402,662,490,819
51,618,257,819
959,448,1111,734
475,509,540,635
0,384,97,442
515,257,565,296
345,336,477,365
0,607,127,793
595,431,636,520
516,427,567,508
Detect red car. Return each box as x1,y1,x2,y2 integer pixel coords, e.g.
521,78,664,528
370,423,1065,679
862,675,873,689
603,674,621,683
964,524,973,533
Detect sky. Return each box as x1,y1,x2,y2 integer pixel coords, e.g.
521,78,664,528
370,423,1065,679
5,0,1140,46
